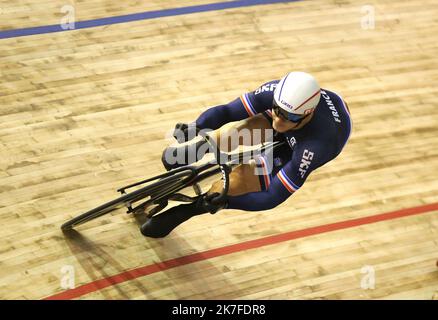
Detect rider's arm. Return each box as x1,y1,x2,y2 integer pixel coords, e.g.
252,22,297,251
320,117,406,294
195,81,278,131
226,145,326,211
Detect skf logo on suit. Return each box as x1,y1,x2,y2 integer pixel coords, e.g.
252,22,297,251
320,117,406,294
299,149,314,178
255,83,277,95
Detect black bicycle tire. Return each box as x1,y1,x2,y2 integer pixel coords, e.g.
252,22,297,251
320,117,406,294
61,169,193,230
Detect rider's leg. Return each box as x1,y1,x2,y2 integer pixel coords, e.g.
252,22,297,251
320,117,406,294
141,162,262,238
161,114,272,170
143,115,272,237
215,114,273,152
207,161,262,196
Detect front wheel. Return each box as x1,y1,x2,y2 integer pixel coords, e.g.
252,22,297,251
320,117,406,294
61,193,133,231
61,169,194,231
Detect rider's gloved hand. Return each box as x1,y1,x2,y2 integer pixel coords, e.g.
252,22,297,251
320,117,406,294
198,192,228,214
173,123,198,143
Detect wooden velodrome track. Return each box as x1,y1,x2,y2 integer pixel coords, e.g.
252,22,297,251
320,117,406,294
0,0,437,300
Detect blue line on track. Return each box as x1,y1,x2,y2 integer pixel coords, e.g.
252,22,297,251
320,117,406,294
0,0,300,39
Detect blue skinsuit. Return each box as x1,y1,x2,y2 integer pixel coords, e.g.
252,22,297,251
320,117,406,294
195,80,352,211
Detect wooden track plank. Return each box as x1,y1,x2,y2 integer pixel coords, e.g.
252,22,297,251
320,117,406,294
1,0,437,299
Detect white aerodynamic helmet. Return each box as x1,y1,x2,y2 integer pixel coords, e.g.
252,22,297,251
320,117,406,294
273,71,321,122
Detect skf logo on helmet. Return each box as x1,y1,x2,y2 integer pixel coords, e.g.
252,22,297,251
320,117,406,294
299,149,314,178
255,83,277,95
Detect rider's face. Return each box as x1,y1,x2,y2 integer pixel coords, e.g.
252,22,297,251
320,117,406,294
272,112,299,132
271,99,313,132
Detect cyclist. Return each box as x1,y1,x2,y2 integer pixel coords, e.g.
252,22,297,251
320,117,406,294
141,71,352,238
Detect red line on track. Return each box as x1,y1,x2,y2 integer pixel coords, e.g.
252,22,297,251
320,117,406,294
45,202,438,300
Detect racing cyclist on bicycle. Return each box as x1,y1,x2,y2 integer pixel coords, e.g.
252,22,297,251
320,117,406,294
141,72,352,238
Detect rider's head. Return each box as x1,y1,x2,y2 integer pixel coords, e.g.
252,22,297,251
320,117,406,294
272,71,321,132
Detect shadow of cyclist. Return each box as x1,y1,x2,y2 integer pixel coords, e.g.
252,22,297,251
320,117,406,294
62,229,157,299
62,207,239,299
142,216,241,299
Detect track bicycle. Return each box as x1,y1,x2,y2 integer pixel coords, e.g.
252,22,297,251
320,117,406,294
61,131,285,231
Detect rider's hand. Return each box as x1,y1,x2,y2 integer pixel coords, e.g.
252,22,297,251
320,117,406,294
173,123,197,143
199,192,228,214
